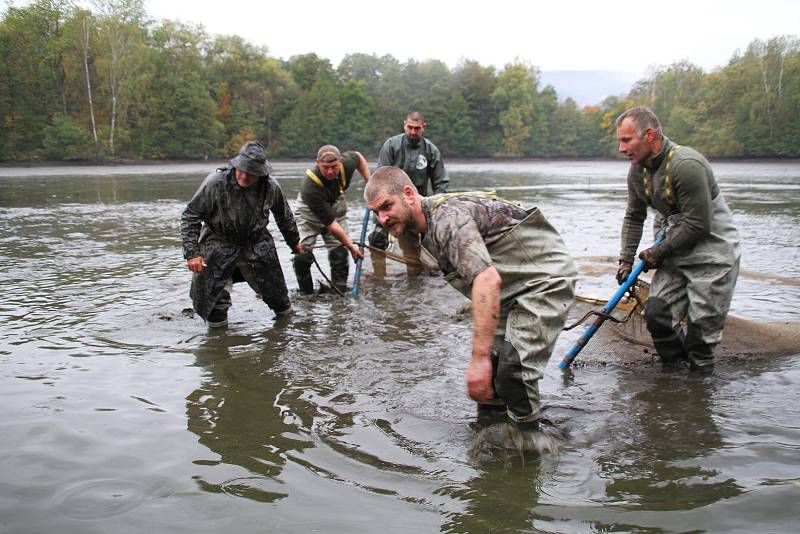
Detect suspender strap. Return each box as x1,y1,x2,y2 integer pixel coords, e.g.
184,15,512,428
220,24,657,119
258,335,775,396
431,189,505,209
643,145,681,208
305,162,347,193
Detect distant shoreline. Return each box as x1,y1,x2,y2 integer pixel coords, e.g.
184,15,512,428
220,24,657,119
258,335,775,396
3,155,800,169
3,157,800,180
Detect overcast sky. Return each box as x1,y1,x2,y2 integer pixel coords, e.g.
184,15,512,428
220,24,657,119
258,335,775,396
141,0,799,81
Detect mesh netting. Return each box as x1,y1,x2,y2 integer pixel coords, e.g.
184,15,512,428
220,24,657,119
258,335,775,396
366,247,800,365
566,257,800,366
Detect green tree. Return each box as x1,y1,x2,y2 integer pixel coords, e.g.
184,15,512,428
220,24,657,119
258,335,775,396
64,8,100,149
491,61,537,157
0,0,76,159
530,84,556,156
628,61,705,145
279,74,340,156
93,0,147,157
132,20,219,158
287,53,334,91
372,55,411,143
439,91,476,156
575,105,610,157
205,35,299,154
735,36,800,156
547,98,581,157
402,59,454,136
454,59,500,156
335,79,378,153
43,112,95,159
337,53,417,144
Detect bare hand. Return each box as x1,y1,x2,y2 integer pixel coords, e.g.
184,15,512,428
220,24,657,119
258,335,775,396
348,243,364,261
293,243,305,255
467,356,494,402
187,256,206,273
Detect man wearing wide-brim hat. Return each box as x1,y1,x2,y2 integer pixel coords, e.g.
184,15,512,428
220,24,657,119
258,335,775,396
181,141,304,328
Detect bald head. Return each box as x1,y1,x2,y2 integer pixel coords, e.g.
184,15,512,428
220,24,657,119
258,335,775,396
364,166,414,203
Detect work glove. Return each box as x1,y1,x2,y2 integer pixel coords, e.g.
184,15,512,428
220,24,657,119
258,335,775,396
638,242,671,272
616,260,633,285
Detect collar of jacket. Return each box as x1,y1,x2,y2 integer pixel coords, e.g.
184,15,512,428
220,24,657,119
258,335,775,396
645,136,673,172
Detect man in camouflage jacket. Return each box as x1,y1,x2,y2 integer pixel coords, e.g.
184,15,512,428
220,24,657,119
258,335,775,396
365,166,577,428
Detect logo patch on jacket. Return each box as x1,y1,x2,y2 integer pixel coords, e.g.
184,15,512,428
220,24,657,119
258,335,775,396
416,154,428,170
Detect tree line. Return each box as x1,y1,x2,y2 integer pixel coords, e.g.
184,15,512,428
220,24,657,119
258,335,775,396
1,0,798,162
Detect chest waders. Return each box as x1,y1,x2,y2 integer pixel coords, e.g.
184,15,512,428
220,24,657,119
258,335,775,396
293,165,351,294
642,148,741,372
427,197,577,424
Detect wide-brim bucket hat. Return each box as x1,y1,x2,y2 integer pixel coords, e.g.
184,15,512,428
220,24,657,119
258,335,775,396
231,141,272,176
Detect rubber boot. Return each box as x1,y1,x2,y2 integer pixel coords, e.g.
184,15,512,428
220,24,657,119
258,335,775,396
645,297,688,367
206,283,232,328
292,250,315,295
369,225,388,278
509,418,540,432
329,246,349,294
685,325,715,374
494,340,539,423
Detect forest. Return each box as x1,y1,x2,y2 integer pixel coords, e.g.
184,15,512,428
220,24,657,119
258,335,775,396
1,0,799,162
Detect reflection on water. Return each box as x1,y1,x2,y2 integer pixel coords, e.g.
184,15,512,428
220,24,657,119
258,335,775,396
0,160,799,532
599,374,738,509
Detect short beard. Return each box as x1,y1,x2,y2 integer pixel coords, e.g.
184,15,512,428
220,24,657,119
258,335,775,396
405,135,421,148
389,198,415,236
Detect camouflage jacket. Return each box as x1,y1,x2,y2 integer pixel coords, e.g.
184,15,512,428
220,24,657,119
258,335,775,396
420,193,528,285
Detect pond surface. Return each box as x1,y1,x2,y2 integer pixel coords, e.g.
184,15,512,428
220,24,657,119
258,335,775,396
1,159,799,533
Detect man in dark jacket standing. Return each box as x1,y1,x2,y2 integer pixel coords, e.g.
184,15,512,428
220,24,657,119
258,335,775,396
292,145,371,294
370,111,448,275
181,141,303,328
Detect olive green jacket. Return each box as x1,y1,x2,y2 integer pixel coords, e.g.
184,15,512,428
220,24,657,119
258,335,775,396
619,137,733,263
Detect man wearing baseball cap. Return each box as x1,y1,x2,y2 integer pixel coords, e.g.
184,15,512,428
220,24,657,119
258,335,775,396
181,141,303,327
292,144,371,294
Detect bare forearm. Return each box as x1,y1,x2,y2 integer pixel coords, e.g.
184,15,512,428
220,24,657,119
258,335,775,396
467,266,502,402
471,267,502,360
326,220,363,259
356,152,371,182
327,220,353,248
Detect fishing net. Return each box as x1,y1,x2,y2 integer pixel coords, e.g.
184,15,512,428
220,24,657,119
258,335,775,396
566,256,800,366
367,247,800,365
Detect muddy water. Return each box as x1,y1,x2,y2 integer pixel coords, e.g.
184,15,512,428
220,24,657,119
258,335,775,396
1,160,799,533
